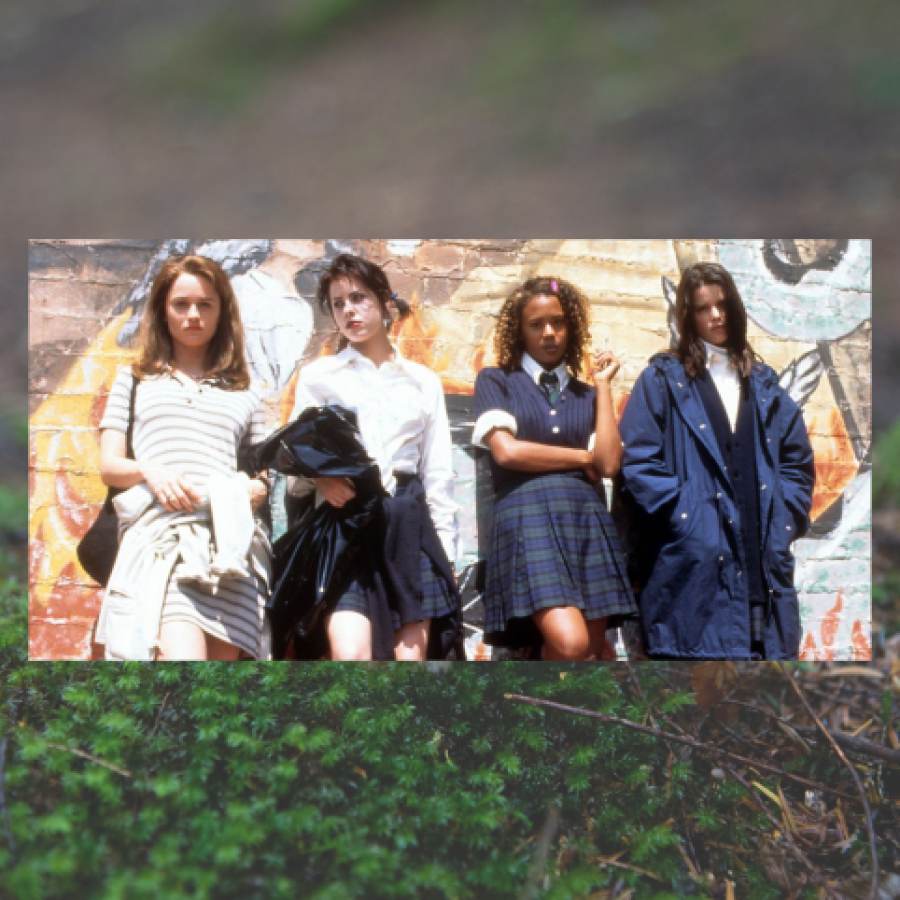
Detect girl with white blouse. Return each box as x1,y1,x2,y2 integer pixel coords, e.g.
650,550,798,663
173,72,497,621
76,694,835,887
289,253,459,661
98,254,271,661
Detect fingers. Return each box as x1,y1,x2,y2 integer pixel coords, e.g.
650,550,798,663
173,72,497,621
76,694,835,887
316,477,356,508
157,478,197,513
247,479,268,511
146,466,199,513
592,349,620,381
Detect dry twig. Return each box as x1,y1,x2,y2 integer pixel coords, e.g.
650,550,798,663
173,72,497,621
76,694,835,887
46,742,132,778
504,694,860,803
722,765,843,900
148,692,171,743
518,802,560,900
777,663,879,900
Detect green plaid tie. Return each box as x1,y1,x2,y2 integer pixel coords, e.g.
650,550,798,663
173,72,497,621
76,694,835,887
539,370,561,406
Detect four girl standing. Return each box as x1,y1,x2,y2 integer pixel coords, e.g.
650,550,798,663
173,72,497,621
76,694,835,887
93,251,813,661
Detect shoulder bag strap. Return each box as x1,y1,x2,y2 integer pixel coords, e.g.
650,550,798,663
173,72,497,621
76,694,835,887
125,372,137,460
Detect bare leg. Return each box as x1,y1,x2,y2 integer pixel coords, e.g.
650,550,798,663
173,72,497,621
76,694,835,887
585,618,616,661
328,611,373,661
206,632,241,661
532,607,590,661
394,619,430,661
158,620,210,661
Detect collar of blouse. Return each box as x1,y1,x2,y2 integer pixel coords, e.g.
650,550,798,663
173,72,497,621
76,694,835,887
520,351,570,392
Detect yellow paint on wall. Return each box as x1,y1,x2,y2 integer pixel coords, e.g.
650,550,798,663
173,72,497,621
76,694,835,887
29,309,136,610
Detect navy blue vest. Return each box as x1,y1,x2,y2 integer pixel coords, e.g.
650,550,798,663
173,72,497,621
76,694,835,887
695,371,767,619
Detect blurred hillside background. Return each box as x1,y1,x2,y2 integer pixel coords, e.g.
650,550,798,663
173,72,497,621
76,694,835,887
9,0,899,633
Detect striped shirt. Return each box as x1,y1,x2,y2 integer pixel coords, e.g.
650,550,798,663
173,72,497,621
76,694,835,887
100,368,267,483
100,367,270,657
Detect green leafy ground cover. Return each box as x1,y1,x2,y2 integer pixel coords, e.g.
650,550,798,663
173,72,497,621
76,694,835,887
0,662,811,900
6,476,892,898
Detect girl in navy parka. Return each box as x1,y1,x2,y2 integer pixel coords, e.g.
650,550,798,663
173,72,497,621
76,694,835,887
619,263,815,660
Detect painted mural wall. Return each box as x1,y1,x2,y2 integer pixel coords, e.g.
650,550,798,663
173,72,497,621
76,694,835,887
28,239,871,660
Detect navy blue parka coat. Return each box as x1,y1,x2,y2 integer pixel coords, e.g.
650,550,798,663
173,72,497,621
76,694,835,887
619,352,815,660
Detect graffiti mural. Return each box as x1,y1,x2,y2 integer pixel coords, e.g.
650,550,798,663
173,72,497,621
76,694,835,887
28,239,871,660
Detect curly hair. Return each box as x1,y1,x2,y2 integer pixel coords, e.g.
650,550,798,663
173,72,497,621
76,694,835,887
494,276,592,376
133,254,250,389
673,262,759,379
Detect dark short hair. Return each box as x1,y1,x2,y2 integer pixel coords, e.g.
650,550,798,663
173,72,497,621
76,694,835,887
314,254,411,351
674,262,758,378
316,254,389,316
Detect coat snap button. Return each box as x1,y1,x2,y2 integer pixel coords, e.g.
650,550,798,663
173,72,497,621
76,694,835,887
761,484,766,490
786,525,792,531
681,512,688,519
552,426,560,434
716,492,722,499
550,409,557,416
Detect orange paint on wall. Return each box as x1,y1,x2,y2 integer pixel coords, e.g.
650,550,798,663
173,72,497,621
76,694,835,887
90,381,110,430
55,463,95,539
851,619,871,661
46,562,102,619
808,407,858,522
819,590,844,662
799,631,820,662
393,300,473,395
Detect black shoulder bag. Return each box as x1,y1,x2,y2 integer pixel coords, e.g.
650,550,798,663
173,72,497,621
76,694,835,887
76,373,137,586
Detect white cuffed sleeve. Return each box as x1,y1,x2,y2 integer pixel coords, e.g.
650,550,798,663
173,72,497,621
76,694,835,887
472,410,518,449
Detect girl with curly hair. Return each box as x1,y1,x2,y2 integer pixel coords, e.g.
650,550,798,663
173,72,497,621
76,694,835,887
472,276,636,659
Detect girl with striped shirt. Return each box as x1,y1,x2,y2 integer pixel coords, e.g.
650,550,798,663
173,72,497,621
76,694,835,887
98,254,271,660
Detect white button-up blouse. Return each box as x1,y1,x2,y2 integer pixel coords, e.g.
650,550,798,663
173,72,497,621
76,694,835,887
290,345,457,564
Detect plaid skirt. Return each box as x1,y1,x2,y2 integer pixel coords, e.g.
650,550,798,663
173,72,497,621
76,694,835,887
484,473,636,635
335,549,456,630
333,477,456,633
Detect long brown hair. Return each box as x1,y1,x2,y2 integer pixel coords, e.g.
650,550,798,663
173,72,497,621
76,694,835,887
133,254,251,389
494,276,592,376
673,262,758,379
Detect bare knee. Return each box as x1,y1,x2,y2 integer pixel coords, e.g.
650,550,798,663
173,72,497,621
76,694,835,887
328,611,372,661
547,630,590,661
158,621,208,661
394,620,429,661
330,640,371,661
533,607,591,661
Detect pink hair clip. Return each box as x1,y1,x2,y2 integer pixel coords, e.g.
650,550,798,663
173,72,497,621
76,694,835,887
550,279,559,293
